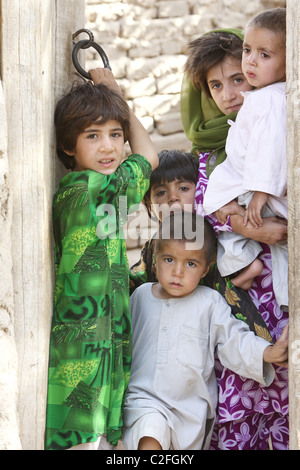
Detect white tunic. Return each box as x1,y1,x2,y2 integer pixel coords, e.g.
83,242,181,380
203,82,287,218
123,283,275,450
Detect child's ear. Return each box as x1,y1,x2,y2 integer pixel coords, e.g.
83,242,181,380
201,262,213,280
63,149,75,157
143,197,160,222
152,252,158,276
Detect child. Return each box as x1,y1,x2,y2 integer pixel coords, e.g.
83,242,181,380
130,149,272,340
203,8,288,308
123,212,288,450
45,68,158,450
182,25,288,451
130,149,198,291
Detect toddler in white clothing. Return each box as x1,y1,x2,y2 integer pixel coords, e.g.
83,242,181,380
123,211,288,450
203,8,288,309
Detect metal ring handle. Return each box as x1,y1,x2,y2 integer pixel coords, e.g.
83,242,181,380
72,29,94,49
72,39,112,79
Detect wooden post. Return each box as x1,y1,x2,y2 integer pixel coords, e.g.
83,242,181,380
1,0,85,450
286,0,300,451
0,81,22,450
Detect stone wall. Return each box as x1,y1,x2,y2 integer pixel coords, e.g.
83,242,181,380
84,0,286,260
85,0,285,152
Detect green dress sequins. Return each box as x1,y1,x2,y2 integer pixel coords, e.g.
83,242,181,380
45,154,152,450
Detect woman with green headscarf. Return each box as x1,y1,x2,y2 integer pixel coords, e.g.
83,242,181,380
181,29,289,450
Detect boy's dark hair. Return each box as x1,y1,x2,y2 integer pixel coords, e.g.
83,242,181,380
54,81,130,169
184,32,243,96
155,211,216,266
246,7,286,47
143,149,199,217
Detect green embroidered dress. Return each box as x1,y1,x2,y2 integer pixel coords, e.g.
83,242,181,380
45,154,152,450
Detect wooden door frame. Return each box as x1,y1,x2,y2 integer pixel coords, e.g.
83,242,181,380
0,0,299,450
0,0,85,449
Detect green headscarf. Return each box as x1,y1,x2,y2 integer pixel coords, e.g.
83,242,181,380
180,28,244,177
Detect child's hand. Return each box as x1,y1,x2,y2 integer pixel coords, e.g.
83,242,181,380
89,68,158,170
214,200,245,225
89,68,122,95
243,191,269,228
263,323,288,368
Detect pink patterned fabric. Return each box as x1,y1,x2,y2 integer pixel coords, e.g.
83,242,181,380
195,152,289,450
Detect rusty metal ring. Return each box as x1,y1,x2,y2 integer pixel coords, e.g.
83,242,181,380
72,39,111,79
72,28,94,48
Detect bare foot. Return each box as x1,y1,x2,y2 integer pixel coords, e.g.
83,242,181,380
138,436,162,450
231,259,263,290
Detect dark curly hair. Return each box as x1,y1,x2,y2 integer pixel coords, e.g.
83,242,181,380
155,211,217,266
184,32,243,96
54,81,130,169
143,149,199,218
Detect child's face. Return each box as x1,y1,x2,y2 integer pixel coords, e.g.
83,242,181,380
154,239,210,299
150,179,196,221
242,26,286,88
66,120,125,174
206,56,253,115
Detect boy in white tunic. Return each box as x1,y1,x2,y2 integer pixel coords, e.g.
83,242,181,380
123,212,288,450
202,9,288,309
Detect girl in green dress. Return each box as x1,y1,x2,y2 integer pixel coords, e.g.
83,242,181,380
45,68,158,450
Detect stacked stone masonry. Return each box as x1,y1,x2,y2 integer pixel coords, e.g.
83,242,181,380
85,0,286,257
